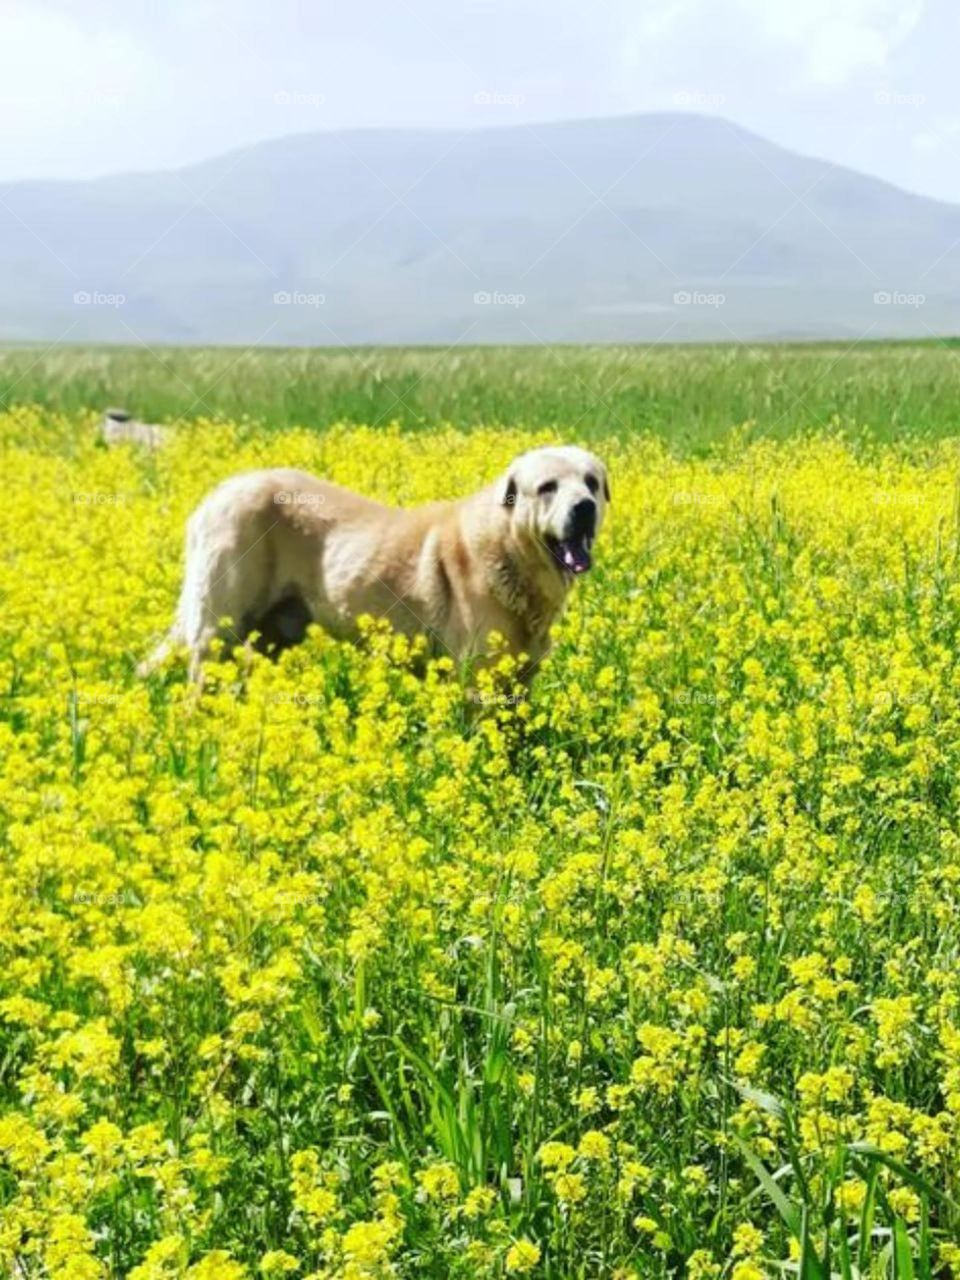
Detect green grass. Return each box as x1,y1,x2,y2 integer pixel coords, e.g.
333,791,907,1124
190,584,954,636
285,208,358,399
2,338,959,449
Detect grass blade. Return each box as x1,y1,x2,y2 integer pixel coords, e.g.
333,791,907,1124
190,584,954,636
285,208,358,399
893,1216,916,1280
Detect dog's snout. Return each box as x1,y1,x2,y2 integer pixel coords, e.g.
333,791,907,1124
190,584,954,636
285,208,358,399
570,497,597,536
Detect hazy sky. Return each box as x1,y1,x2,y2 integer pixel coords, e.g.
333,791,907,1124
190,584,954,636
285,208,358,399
3,0,959,202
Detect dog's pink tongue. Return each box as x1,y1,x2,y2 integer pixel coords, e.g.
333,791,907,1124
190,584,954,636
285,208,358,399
561,541,591,574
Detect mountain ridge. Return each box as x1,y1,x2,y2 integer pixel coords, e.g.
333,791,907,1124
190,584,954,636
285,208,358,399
1,112,957,345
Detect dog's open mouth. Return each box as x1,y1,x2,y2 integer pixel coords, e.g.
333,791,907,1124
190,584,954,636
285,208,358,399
547,533,593,575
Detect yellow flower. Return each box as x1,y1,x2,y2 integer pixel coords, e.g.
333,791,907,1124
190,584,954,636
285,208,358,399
686,1251,720,1278
81,1118,124,1164
417,1161,460,1201
2,408,959,1274
517,1071,536,1096
341,1218,399,1266
0,1114,51,1170
505,1239,541,1272
553,1171,587,1204
186,1253,247,1280
462,1186,497,1218
731,1223,763,1257
872,996,916,1068
731,1264,764,1280
290,1150,338,1223
888,1186,920,1222
734,1041,764,1078
128,1235,187,1280
577,1130,611,1162
537,1141,576,1170
260,1251,300,1275
837,1179,867,1213
575,1086,599,1113
681,1164,709,1193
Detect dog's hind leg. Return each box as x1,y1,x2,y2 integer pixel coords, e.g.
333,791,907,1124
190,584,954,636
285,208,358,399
139,510,234,681
137,621,184,678
177,539,243,683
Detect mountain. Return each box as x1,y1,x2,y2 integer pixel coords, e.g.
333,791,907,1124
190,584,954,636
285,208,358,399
1,112,958,345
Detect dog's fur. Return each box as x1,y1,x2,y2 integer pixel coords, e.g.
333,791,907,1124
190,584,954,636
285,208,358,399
140,445,609,682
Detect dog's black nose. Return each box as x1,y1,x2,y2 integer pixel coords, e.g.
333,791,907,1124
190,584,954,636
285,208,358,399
570,498,597,536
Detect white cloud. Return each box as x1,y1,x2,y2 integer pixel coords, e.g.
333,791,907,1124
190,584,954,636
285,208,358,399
736,0,925,85
615,0,927,122
0,0,953,206
0,7,150,108
0,4,159,177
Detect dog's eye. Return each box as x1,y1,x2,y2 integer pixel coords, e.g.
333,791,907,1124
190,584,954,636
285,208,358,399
585,474,599,495
538,480,558,496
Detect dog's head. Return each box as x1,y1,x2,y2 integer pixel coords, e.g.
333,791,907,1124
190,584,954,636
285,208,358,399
497,445,610,577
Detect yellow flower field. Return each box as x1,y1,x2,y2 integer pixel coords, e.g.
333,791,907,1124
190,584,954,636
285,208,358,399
3,406,960,1276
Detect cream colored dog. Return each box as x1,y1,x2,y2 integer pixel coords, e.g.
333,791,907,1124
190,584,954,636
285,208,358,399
140,445,609,683
100,408,170,449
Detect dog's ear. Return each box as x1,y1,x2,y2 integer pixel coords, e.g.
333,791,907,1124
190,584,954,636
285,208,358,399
498,471,518,509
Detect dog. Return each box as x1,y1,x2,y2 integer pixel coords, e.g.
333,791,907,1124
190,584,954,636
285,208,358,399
100,407,170,449
139,444,609,684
